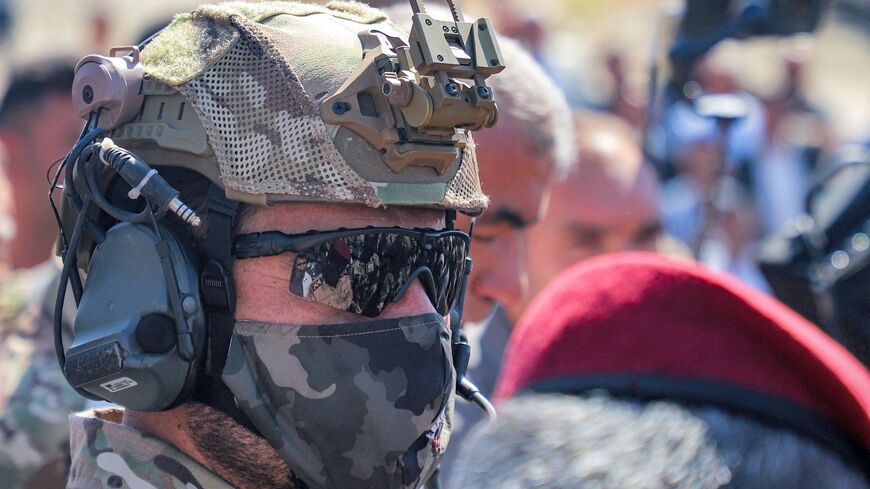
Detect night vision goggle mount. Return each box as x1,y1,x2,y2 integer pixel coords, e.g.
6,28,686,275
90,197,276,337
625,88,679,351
321,0,505,175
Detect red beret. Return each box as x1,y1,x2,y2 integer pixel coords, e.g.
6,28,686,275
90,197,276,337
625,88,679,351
495,252,870,454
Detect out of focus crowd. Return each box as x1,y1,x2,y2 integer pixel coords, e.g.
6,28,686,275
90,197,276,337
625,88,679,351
1,0,869,488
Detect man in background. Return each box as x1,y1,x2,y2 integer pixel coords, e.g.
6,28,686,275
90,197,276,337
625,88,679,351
457,38,575,326
507,111,665,321
452,253,870,489
378,0,575,327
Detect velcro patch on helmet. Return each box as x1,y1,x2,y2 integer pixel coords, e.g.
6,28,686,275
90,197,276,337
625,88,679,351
141,1,387,86
324,1,388,22
141,13,239,86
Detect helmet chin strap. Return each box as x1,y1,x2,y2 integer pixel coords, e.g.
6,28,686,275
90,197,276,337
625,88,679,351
190,185,261,433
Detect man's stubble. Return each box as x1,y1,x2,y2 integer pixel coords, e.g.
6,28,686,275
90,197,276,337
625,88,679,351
184,401,297,489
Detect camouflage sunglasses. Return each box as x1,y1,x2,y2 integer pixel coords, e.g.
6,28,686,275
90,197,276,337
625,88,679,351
233,227,471,317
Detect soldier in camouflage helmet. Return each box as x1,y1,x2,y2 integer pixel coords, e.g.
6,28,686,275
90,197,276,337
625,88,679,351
60,2,501,488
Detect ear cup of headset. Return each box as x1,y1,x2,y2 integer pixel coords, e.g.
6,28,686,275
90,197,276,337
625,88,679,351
63,221,206,411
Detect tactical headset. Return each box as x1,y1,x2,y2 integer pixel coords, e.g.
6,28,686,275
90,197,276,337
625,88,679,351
52,115,221,410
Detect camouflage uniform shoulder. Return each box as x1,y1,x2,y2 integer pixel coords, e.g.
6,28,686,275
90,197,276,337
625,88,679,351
0,296,86,489
0,260,59,328
68,409,235,489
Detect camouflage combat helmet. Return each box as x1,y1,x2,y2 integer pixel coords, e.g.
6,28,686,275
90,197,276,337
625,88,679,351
74,1,498,215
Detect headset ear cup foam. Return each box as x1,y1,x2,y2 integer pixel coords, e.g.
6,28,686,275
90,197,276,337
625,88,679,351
64,222,205,411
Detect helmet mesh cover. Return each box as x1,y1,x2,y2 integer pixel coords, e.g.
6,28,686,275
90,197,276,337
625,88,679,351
442,136,487,211
179,25,380,206
156,6,489,214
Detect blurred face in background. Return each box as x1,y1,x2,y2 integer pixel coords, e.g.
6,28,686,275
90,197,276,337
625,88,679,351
0,91,80,268
680,139,722,192
2,92,81,189
458,123,555,324
29,94,81,182
508,114,662,321
0,142,12,265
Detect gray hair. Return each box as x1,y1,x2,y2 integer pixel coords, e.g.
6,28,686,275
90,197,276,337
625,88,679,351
488,37,576,180
448,393,869,489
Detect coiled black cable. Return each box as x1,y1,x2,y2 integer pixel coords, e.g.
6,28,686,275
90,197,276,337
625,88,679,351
49,126,104,249
53,196,101,400
84,147,151,223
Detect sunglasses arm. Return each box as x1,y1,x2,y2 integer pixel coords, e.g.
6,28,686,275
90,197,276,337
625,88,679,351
234,232,299,259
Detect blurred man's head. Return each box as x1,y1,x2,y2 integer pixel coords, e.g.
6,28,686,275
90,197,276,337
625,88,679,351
0,142,11,262
0,60,79,269
451,393,869,489
512,112,661,317
484,253,870,489
459,38,574,323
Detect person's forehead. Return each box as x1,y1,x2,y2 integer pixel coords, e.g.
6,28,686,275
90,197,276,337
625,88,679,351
548,163,660,228
239,202,445,234
476,129,555,226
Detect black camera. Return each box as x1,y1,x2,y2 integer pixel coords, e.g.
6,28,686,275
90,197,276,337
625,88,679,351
679,0,825,40
760,146,870,366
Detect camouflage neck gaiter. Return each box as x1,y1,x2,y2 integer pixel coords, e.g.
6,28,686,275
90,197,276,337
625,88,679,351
221,313,455,489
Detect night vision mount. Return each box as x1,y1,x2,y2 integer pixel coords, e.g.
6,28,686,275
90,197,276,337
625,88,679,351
321,0,505,175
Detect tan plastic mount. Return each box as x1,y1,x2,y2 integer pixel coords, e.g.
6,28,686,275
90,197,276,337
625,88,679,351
72,46,145,131
320,1,504,175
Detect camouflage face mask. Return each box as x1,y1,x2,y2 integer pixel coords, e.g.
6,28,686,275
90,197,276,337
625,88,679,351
221,313,455,489
233,227,470,317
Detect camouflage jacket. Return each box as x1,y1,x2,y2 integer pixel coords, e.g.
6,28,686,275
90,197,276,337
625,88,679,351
68,409,234,489
0,262,86,489
0,260,58,329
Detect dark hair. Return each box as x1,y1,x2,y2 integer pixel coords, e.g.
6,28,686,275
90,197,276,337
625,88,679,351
0,60,76,128
451,393,870,489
